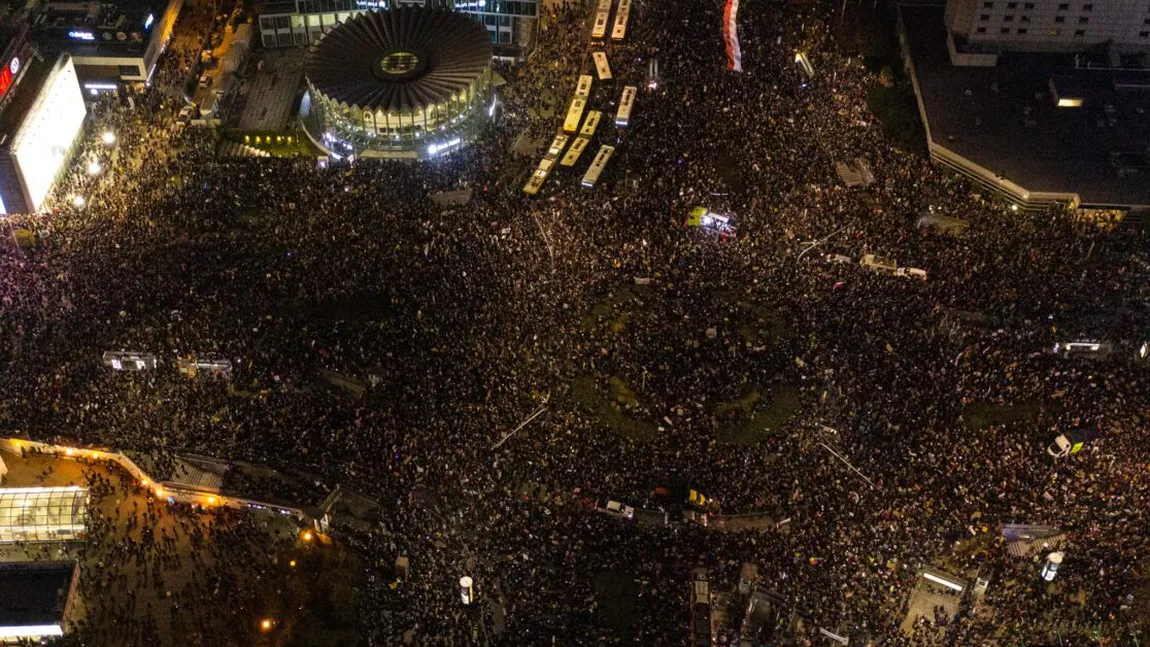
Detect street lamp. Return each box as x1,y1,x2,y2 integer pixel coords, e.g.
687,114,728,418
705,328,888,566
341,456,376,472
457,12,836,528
260,618,275,631
87,161,101,176
71,195,86,207
101,131,116,145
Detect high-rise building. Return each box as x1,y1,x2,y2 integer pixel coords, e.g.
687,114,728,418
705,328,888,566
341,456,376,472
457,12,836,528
945,0,1150,58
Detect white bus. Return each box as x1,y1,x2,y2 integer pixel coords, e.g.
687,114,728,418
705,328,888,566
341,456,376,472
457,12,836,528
560,136,590,167
592,51,613,82
545,133,570,160
611,0,630,41
563,97,587,133
615,86,636,127
575,74,594,99
581,145,615,187
592,0,612,38
579,110,602,138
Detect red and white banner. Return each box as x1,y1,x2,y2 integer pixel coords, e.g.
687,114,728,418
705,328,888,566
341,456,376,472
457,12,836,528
723,0,742,72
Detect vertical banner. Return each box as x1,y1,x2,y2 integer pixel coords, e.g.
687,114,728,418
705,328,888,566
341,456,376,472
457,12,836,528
723,0,743,72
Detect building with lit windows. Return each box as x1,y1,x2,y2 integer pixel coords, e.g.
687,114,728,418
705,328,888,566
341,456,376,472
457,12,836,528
899,5,1150,212
0,51,87,215
258,0,537,58
28,0,183,88
944,0,1150,60
300,8,494,159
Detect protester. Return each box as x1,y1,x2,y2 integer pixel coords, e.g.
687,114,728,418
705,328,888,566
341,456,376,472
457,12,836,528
0,0,1145,644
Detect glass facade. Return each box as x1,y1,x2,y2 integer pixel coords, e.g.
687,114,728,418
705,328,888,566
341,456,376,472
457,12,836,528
259,0,537,51
0,487,89,543
303,68,493,157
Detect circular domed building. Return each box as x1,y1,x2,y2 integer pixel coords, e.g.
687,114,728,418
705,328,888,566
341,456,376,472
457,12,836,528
301,8,493,159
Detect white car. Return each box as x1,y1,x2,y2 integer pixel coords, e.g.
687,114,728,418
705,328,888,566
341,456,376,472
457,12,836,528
895,267,928,280
825,254,852,264
597,500,635,519
179,105,197,121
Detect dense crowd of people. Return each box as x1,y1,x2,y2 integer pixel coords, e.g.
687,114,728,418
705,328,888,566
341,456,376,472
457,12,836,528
0,0,1147,643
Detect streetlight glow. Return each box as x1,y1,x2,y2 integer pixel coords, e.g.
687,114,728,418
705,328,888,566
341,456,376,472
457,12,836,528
71,195,85,207
101,131,116,145
87,161,102,175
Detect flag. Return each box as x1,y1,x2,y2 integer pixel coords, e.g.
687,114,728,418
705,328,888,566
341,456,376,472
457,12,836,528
723,0,743,72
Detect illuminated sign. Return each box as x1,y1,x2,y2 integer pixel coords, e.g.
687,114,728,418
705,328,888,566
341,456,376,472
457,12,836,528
68,30,96,41
143,13,154,29
0,63,13,98
11,57,87,212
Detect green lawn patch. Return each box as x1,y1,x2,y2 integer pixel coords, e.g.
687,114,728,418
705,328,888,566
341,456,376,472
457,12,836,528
866,83,926,154
717,384,801,445
963,401,1063,431
580,285,650,332
572,375,656,441
592,571,640,632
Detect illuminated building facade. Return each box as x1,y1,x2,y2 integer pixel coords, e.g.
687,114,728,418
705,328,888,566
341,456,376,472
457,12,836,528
0,52,87,215
28,0,183,89
258,0,537,58
0,487,89,543
301,8,494,159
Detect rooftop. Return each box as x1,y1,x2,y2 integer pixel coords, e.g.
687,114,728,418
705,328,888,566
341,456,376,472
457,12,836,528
0,561,74,627
901,5,1150,208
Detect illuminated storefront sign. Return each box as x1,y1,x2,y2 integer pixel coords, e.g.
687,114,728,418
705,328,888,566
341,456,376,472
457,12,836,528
144,13,155,28
0,57,18,97
11,56,87,212
68,30,96,41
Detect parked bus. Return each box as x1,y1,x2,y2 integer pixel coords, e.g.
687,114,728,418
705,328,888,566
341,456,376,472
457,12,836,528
560,136,590,167
592,51,613,82
581,145,615,187
523,167,548,195
575,74,594,98
563,97,588,133
592,0,612,39
611,0,630,40
615,85,636,127
579,110,602,138
691,568,712,647
545,133,570,161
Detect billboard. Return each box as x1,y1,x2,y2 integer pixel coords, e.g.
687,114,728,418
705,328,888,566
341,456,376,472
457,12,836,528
11,55,86,212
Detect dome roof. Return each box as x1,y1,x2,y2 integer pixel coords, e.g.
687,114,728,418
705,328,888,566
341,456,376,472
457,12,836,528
306,8,491,113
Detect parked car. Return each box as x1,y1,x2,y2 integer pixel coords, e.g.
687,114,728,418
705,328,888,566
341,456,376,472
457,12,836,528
597,500,634,519
825,254,852,264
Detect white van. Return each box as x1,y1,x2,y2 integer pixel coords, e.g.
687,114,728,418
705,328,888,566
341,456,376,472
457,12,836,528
895,267,928,280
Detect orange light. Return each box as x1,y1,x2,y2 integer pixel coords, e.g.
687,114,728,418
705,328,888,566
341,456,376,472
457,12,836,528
90,451,100,459
64,448,74,456
301,530,313,542
260,618,274,631
140,479,149,487
154,487,164,498
289,560,297,567
207,496,217,505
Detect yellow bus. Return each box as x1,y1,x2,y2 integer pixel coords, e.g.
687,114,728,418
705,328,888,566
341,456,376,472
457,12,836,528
545,133,570,160
592,0,612,38
611,0,630,41
615,85,636,127
592,51,613,82
581,145,615,187
563,96,587,133
579,110,602,138
523,167,549,195
560,136,590,167
575,74,594,98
